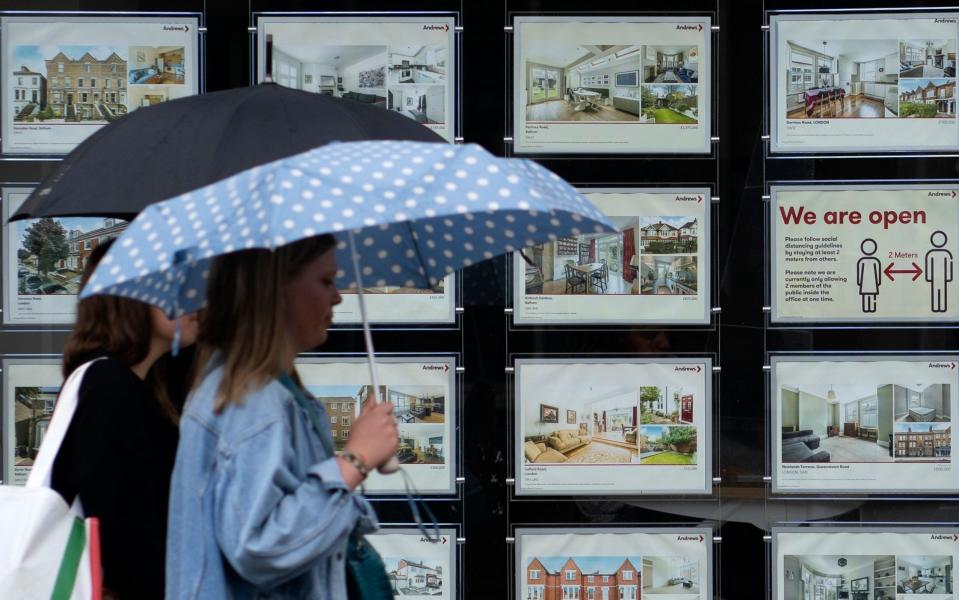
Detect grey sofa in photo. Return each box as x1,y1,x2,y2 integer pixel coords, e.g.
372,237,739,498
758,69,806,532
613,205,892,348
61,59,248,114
782,429,830,463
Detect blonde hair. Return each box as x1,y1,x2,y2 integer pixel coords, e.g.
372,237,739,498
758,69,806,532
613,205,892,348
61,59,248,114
195,235,338,413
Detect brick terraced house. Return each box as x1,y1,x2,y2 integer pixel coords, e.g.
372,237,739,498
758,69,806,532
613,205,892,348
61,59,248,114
526,557,640,600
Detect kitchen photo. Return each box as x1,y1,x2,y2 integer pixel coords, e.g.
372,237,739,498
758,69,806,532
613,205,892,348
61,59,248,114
785,39,899,118
387,44,447,85
521,42,643,122
387,84,445,125
782,555,896,600
520,217,642,295
639,256,697,295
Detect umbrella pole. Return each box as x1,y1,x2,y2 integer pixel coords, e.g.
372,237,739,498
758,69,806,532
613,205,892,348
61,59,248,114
347,230,400,475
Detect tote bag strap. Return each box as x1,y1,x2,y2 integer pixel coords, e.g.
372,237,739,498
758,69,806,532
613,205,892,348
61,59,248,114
26,357,107,491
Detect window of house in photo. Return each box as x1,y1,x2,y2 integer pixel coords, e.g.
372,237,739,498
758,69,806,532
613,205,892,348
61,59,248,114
622,570,633,581
117,78,123,88
329,402,337,411
904,45,923,64
603,575,609,583
587,589,595,600
861,60,877,83
788,48,814,107
58,63,64,73
16,77,22,85
587,576,594,583
342,417,350,426
65,77,71,87
527,586,544,600
565,570,575,581
84,240,92,250
860,399,878,428
84,63,90,73
79,78,84,88
341,431,349,439
111,63,117,72
31,77,36,85
91,78,96,88
80,93,87,103
845,401,858,424
530,569,540,580
330,416,337,425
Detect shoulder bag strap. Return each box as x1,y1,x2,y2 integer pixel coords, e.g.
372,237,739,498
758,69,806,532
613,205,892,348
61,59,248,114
25,357,107,490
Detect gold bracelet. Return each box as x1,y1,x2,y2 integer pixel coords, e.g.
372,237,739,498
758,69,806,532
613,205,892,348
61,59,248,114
338,450,370,478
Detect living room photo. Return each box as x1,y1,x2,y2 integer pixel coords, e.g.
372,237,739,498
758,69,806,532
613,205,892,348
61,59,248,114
520,217,642,296
780,383,896,464
270,42,390,107
897,555,954,594
643,45,699,83
900,39,956,78
521,42,644,122
784,38,900,119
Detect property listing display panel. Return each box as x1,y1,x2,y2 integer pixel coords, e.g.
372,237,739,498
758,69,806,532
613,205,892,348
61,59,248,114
0,15,200,155
2,187,127,325
769,12,959,154
257,16,456,143
771,355,959,495
512,16,711,155
366,528,457,599
513,188,710,325
296,356,456,495
773,528,959,599
2,358,62,486
515,358,711,496
515,527,712,600
334,274,455,325
770,183,959,324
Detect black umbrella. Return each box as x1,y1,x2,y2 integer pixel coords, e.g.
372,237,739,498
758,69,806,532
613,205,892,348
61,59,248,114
11,82,444,222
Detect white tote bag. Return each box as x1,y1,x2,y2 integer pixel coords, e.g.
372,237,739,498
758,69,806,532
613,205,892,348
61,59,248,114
0,359,104,600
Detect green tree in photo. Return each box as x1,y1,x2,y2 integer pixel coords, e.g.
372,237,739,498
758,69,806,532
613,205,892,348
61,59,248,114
641,86,657,109
22,218,68,276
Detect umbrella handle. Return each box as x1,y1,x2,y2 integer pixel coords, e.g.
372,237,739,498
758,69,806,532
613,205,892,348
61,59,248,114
347,230,400,475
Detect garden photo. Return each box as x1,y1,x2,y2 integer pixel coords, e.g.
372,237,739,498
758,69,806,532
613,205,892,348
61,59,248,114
640,84,698,123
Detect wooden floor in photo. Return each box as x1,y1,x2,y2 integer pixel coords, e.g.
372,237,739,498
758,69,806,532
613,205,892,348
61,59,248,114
788,94,891,119
526,100,638,122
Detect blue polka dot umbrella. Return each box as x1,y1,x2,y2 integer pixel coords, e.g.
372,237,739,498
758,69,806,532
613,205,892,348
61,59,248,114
81,140,615,316
81,140,614,462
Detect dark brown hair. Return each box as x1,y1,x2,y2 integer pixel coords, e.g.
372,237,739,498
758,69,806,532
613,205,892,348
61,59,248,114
195,234,338,413
62,238,179,423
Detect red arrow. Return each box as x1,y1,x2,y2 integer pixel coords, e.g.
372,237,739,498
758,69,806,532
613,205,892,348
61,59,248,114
884,262,923,281
698,535,704,542
443,537,448,544
697,195,703,203
698,24,703,31
954,533,957,542
184,25,189,32
953,190,956,198
444,364,449,372
696,365,702,373
952,363,956,370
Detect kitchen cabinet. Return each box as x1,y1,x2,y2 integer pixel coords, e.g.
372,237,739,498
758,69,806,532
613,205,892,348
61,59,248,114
884,52,899,78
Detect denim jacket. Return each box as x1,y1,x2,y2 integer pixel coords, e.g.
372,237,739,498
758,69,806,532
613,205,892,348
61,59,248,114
165,364,377,599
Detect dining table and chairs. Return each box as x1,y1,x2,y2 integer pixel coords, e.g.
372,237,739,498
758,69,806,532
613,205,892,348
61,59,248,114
565,260,609,294
802,86,846,117
571,88,602,112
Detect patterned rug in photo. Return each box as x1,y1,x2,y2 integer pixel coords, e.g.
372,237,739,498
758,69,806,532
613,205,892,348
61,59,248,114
566,443,636,463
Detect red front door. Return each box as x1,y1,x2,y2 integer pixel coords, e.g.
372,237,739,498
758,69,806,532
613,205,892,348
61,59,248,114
681,395,694,423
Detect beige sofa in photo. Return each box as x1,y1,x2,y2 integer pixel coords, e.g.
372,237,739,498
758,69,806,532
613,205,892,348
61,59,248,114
524,441,568,463
547,429,591,454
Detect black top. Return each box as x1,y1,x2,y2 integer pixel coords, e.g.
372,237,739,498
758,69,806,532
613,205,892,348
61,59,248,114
51,355,178,599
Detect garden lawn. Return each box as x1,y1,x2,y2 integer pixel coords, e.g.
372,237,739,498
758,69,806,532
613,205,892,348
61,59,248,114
641,451,696,465
652,108,697,124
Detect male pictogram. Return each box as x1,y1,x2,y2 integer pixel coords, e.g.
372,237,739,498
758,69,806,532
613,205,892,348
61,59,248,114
925,231,953,313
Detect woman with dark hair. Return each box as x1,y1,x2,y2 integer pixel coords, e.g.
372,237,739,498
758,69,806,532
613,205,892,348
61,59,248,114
52,238,199,599
166,234,399,599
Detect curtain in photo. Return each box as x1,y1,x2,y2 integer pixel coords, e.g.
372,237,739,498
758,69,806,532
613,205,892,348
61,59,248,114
622,228,637,283
589,239,596,262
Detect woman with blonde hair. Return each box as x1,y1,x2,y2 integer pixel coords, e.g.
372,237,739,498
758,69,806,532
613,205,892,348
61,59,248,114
53,238,199,599
166,234,399,599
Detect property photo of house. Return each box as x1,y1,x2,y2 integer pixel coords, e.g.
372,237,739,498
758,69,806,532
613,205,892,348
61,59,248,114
641,556,700,594
388,386,445,424
639,386,695,424
13,385,59,470
522,383,644,465
12,44,128,123
525,556,642,600
639,217,698,254
383,556,444,596
643,45,700,83
638,256,698,295
639,425,698,465
896,555,954,594
308,384,382,450
387,84,445,124
784,39,899,119
16,216,127,296
900,39,956,78
894,383,951,423
388,45,447,85
270,43,388,104
640,85,698,124
128,46,185,84
898,78,956,117
522,43,643,122
782,555,895,600
521,217,642,295
397,424,445,464
780,384,896,464
893,423,951,461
